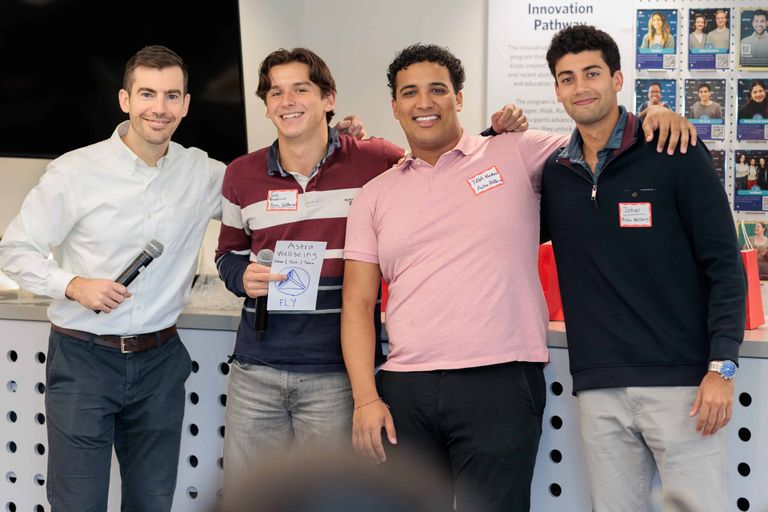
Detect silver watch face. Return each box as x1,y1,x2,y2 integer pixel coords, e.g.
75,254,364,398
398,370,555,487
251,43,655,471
721,360,737,379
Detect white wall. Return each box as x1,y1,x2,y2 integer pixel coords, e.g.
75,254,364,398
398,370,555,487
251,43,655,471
239,0,488,152
0,0,489,246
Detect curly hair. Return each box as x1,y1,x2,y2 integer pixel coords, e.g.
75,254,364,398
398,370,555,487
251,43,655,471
387,44,465,99
545,25,621,78
256,48,336,123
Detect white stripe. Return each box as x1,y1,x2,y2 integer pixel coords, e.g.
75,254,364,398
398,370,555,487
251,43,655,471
242,299,380,315
242,187,362,230
222,196,244,229
325,249,344,260
231,249,250,256
249,249,344,262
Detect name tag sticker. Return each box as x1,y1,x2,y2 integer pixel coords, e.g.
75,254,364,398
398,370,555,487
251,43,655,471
467,166,504,195
267,190,298,211
619,202,652,228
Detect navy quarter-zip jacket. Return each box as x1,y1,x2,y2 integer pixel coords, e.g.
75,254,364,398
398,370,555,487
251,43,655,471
541,111,746,394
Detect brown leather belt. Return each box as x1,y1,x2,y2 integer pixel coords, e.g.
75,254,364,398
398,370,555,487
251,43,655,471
51,324,177,353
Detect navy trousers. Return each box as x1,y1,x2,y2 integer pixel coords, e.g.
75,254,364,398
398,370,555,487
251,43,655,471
377,361,546,512
45,330,191,512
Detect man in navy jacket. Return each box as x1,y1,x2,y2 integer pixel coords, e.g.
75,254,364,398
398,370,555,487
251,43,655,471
541,26,746,512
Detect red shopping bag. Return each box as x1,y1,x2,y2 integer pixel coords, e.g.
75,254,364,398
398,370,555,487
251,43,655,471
742,248,765,330
740,221,765,330
538,243,564,321
381,280,389,313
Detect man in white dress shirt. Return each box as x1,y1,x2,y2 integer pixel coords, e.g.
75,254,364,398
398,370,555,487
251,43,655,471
0,45,224,512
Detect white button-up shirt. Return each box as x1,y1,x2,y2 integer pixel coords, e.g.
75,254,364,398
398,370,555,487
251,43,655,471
0,122,225,334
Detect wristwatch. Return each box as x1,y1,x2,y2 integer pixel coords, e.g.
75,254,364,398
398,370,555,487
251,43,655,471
708,360,737,380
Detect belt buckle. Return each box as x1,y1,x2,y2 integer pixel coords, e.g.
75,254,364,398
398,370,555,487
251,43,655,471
120,335,139,353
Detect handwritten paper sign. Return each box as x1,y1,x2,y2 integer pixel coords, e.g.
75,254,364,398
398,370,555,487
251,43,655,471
268,240,327,311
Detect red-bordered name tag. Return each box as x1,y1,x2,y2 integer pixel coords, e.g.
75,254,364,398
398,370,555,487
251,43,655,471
467,166,504,195
619,202,652,228
266,189,298,211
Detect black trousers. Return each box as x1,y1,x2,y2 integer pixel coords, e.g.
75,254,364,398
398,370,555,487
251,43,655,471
377,361,546,512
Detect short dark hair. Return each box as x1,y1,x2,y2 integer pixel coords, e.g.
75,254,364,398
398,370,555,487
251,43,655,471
123,45,188,95
755,9,768,20
649,81,661,89
546,25,621,78
698,83,711,92
256,48,336,123
387,44,465,100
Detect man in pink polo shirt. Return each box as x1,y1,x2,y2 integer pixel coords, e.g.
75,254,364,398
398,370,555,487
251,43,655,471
341,44,696,512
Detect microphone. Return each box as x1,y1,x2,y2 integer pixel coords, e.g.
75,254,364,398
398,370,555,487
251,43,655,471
94,240,164,314
254,248,274,340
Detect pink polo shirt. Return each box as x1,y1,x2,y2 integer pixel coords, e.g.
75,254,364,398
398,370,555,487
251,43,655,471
345,129,568,371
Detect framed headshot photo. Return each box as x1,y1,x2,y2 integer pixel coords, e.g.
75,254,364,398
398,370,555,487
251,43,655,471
637,9,678,70
684,79,725,140
739,7,768,69
734,150,768,211
635,79,677,113
737,78,768,141
688,8,730,70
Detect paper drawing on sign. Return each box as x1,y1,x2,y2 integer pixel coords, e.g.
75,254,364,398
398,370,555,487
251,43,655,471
276,267,311,296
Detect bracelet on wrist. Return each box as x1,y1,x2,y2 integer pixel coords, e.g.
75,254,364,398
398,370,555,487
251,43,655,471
354,396,388,410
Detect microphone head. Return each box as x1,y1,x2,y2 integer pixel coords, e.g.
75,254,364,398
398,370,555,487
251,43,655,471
256,248,274,266
144,239,164,259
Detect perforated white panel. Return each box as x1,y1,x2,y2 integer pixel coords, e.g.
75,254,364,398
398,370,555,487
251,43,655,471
1,321,765,511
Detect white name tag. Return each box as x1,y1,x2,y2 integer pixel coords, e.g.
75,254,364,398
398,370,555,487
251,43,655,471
267,189,298,211
467,166,504,195
619,202,652,228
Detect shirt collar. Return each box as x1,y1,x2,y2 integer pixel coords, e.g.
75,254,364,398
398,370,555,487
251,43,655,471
560,106,628,161
110,121,175,174
267,126,341,177
400,128,478,170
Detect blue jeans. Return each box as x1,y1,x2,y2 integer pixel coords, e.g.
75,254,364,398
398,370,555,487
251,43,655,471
222,362,353,494
45,330,191,512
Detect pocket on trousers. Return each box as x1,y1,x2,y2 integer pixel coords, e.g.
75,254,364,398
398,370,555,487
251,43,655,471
521,363,547,418
45,333,65,384
179,337,193,380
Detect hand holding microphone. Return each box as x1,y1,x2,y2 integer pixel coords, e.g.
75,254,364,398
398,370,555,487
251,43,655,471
66,240,164,314
241,248,286,339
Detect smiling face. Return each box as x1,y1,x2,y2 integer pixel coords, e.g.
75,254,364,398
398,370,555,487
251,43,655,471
391,61,463,164
264,62,335,143
647,84,662,105
715,11,727,29
694,16,706,33
754,14,767,35
751,83,766,103
698,86,711,103
118,65,189,159
554,50,623,128
652,14,664,33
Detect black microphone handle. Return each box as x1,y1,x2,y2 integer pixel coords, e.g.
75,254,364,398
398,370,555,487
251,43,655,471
115,251,154,286
93,251,154,314
255,295,268,340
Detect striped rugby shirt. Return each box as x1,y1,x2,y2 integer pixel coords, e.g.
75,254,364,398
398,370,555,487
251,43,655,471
216,128,403,371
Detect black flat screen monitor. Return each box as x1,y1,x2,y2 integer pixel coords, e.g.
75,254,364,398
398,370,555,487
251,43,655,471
0,0,247,163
